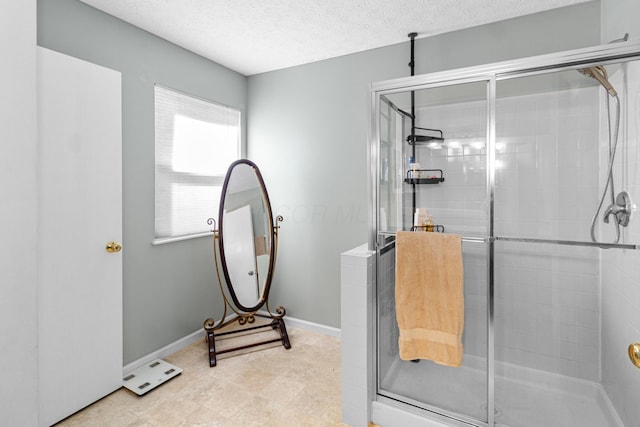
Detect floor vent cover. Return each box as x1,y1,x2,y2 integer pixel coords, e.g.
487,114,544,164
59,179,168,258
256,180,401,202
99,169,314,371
123,359,183,396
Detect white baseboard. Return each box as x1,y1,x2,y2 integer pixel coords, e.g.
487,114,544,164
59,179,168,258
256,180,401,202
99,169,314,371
123,328,204,376
122,314,340,376
267,312,341,338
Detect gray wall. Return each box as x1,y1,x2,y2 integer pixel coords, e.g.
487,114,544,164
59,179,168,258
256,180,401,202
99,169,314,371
247,2,601,328
36,0,601,363
38,0,248,364
1,2,39,424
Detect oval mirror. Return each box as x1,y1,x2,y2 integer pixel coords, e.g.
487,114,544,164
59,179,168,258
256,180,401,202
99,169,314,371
218,159,275,312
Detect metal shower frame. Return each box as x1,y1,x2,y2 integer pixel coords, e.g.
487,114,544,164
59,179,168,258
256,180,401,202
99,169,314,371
368,40,640,427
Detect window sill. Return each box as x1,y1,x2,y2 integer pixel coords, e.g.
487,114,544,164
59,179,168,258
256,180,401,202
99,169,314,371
152,231,214,246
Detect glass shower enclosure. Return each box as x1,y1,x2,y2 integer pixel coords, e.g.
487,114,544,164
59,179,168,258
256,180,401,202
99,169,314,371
370,42,640,427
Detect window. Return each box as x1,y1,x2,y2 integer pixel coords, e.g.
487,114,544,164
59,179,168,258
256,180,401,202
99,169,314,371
154,85,241,243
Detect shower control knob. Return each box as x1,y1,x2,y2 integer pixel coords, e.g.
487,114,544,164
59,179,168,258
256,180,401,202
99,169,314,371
603,191,632,227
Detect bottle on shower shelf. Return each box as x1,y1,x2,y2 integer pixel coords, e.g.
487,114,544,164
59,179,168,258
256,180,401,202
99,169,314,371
408,156,414,179
408,156,420,179
424,215,434,232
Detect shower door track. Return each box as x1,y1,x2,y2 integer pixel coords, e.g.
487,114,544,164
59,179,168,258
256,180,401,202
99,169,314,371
377,231,638,250
376,392,487,427
377,231,487,243
495,236,639,250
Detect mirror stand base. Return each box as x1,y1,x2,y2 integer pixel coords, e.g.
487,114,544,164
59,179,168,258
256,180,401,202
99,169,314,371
204,313,291,367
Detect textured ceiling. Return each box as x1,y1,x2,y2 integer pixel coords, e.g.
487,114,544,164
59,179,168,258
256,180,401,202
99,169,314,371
79,0,592,76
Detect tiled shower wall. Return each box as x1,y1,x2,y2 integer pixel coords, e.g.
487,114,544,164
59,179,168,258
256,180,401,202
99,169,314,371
494,84,601,382
409,81,603,381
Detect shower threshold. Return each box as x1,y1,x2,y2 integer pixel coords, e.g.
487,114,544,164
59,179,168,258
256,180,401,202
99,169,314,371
379,355,623,427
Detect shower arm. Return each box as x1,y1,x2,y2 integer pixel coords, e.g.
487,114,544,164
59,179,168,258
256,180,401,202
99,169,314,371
580,66,617,96
578,34,629,97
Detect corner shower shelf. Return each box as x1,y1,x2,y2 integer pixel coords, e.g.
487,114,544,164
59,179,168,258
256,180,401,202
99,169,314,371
404,169,445,184
406,127,445,146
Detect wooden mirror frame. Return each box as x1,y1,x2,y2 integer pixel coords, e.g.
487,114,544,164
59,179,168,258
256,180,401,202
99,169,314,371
203,159,290,367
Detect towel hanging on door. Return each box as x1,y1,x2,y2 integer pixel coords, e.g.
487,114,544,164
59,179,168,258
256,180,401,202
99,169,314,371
395,231,464,367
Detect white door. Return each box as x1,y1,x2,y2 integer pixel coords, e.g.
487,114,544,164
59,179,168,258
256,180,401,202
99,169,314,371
37,47,123,427
223,205,259,307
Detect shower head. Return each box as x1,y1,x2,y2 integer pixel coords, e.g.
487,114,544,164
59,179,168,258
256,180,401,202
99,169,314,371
578,65,617,97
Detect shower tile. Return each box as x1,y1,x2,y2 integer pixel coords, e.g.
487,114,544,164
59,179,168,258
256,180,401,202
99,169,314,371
514,102,537,135
519,334,539,354
536,105,559,130
579,325,599,346
534,198,554,223
557,90,582,115
534,354,559,373
518,194,539,221
556,308,581,327
577,308,599,331
534,334,554,358
519,284,538,303
578,291,599,312
517,145,537,170
556,341,578,362
494,197,517,222
557,358,580,377
555,288,576,308
516,349,541,370
557,323,581,345
579,343,600,366
443,170,464,186
557,168,581,197
579,362,600,382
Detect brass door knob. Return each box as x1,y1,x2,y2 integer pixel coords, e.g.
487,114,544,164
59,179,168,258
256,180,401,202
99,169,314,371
106,241,122,253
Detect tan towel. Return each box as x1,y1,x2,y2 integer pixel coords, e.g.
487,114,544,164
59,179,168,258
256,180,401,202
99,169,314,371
395,231,464,367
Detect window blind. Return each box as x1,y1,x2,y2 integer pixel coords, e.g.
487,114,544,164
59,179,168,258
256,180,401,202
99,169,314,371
154,85,241,242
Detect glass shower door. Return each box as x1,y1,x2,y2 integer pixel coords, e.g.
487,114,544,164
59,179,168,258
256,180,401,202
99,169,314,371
493,59,640,427
375,80,491,425
372,43,640,427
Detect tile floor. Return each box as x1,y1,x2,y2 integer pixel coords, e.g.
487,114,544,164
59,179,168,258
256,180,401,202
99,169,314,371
56,322,347,426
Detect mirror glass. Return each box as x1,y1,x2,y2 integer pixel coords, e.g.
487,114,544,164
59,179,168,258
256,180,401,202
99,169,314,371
218,160,274,311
